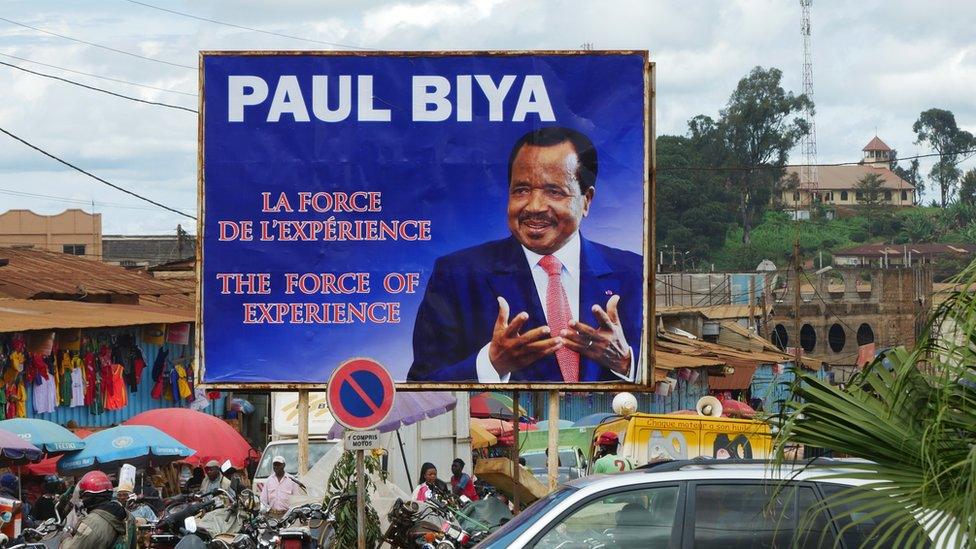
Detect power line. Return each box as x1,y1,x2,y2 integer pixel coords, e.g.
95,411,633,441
0,52,196,97
0,16,195,70
0,60,197,113
0,187,193,212
0,125,196,220
123,0,375,51
658,149,976,173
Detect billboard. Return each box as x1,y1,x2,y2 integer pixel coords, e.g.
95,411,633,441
199,51,652,388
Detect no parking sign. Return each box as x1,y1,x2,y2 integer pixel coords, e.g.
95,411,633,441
326,358,396,431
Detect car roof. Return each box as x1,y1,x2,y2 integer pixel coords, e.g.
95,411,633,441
566,458,875,492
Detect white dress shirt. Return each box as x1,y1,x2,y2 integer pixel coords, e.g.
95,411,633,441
475,232,633,382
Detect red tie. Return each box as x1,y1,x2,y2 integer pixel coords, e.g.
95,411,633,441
539,255,579,382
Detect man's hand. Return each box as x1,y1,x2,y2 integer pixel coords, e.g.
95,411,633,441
561,294,631,375
488,297,563,377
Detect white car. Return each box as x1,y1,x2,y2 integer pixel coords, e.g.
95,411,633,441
477,459,941,548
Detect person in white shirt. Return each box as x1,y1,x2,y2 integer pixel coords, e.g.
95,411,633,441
260,456,299,517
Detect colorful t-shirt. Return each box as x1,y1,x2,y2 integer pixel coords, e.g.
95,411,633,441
593,453,635,474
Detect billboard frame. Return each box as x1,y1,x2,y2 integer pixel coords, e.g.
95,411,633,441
196,50,655,391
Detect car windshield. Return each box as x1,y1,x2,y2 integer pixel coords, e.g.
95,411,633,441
255,440,337,478
523,450,577,469
478,486,579,548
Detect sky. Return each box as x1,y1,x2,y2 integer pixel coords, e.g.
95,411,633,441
0,0,973,234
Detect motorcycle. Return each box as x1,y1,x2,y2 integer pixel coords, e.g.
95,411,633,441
0,518,63,549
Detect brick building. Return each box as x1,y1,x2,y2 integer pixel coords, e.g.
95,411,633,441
767,266,931,380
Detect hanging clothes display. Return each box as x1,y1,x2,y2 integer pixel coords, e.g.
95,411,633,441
175,363,192,400
70,360,85,407
33,374,56,414
104,364,127,410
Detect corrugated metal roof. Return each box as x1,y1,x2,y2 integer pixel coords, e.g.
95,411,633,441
0,298,192,332
708,364,758,390
0,247,192,308
834,242,976,257
23,328,225,428
657,304,770,320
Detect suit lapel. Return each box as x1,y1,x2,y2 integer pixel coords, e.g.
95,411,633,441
486,237,559,381
579,236,620,382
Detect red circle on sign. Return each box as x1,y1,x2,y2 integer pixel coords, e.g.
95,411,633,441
326,358,396,431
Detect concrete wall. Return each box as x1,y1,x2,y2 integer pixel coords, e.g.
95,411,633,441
0,209,102,258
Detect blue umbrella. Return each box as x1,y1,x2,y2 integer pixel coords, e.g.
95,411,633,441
58,425,194,474
573,413,617,427
536,419,575,431
0,418,85,454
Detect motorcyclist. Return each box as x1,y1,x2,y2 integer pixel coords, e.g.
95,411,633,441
30,475,63,522
198,460,233,497
62,470,135,549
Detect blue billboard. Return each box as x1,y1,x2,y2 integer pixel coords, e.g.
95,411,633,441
200,52,649,387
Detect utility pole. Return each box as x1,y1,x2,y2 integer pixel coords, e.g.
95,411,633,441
793,237,802,366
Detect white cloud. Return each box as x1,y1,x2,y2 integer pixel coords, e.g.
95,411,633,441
0,0,973,230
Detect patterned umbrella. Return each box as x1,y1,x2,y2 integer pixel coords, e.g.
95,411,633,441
125,408,254,468
0,428,42,465
470,392,531,420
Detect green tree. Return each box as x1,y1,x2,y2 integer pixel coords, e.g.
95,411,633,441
656,135,733,268
913,108,976,207
898,210,936,243
690,67,812,244
892,157,924,205
326,451,387,548
958,168,976,206
774,260,976,547
854,172,887,211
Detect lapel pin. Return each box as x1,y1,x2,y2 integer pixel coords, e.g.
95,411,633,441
605,290,613,296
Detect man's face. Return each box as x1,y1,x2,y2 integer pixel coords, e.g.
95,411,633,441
205,467,220,481
451,462,462,477
508,141,594,255
272,462,285,477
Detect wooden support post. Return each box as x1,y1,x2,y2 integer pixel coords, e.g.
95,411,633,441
511,390,520,514
546,390,559,492
297,390,310,475
749,276,756,331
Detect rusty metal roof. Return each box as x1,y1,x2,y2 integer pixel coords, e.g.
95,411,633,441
0,298,193,332
0,246,193,308
657,304,770,320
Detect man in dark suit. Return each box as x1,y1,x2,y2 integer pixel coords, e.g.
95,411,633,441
408,127,643,383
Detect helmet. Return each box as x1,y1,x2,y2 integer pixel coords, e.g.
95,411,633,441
0,473,17,493
597,431,619,446
78,471,113,495
43,475,64,494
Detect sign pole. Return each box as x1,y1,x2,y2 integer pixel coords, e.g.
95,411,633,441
297,390,310,475
356,449,366,549
546,390,559,492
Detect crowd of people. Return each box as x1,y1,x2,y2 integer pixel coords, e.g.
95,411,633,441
0,454,304,548
409,434,632,509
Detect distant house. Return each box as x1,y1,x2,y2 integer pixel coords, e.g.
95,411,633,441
102,232,196,269
833,242,976,268
0,209,102,259
781,136,915,209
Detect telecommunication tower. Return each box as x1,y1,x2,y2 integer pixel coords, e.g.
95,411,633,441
799,0,819,200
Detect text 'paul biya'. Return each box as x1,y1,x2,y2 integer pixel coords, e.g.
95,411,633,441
226,74,555,123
